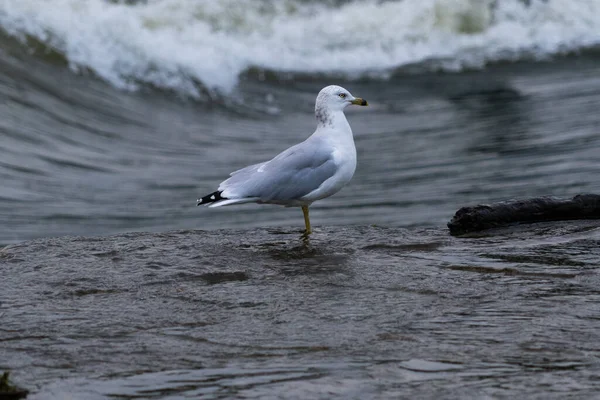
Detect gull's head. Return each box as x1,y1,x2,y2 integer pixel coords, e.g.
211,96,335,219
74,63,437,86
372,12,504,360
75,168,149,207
315,85,368,113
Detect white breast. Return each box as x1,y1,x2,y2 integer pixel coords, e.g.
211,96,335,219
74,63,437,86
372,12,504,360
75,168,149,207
301,130,357,203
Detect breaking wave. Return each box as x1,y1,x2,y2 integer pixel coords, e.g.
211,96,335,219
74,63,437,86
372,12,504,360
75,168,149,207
1,0,599,97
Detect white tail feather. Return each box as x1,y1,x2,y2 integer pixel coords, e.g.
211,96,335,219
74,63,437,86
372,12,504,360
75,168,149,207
208,198,260,208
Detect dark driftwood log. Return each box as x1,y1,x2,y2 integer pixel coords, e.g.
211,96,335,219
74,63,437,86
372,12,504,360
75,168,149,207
448,194,600,236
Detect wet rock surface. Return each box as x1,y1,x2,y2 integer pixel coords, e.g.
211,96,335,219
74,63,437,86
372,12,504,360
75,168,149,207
2,224,600,398
0,371,28,400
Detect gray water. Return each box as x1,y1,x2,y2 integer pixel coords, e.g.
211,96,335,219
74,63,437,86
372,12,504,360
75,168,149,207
1,34,600,245
2,22,600,399
3,222,600,399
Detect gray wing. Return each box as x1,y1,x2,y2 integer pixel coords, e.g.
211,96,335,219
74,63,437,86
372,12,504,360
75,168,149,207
219,136,337,201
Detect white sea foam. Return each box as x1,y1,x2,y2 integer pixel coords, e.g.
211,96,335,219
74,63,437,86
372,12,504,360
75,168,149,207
0,0,599,97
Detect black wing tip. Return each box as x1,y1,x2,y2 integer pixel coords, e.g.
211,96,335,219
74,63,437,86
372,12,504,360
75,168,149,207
197,190,227,206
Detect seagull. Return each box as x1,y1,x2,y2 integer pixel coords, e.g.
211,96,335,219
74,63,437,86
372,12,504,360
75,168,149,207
197,85,368,234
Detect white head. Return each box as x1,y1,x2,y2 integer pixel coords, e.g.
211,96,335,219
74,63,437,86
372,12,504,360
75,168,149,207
316,85,368,111
315,85,368,125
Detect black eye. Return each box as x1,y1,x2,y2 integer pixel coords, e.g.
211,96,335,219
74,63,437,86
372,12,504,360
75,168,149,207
338,93,346,98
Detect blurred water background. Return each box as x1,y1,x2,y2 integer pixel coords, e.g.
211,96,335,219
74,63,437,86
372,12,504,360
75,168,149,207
1,0,599,244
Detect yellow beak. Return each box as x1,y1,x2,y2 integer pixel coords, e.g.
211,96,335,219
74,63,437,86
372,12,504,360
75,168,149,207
351,97,368,106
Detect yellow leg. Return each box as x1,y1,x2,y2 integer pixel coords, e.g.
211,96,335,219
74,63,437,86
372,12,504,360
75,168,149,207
302,205,312,234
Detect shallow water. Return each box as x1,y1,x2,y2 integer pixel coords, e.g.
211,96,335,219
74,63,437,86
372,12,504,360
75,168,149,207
2,222,600,399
